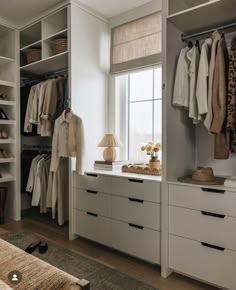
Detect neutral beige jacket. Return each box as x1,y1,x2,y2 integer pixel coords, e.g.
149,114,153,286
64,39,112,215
50,111,83,174
24,85,36,133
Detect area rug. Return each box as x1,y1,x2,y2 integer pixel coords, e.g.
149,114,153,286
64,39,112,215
1,232,158,290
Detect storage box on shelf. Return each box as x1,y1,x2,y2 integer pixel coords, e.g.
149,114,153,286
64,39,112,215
72,171,161,264
20,7,68,75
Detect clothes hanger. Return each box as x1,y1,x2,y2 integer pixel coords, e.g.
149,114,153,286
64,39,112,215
187,41,193,48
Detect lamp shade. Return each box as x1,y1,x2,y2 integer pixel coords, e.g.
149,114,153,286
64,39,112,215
98,134,122,147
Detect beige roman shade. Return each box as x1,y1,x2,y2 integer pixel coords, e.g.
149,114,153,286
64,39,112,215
110,12,162,74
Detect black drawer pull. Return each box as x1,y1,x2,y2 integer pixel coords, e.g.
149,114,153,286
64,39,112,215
128,179,143,183
201,211,225,219
128,223,144,230
128,197,144,203
86,212,98,217
86,173,98,177
201,188,225,194
201,242,225,251
86,190,98,194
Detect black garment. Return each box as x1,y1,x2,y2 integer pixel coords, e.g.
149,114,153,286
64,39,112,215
21,84,38,136
21,150,39,193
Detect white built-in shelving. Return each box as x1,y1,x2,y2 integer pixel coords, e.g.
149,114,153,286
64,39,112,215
168,0,236,34
20,7,68,75
0,23,19,221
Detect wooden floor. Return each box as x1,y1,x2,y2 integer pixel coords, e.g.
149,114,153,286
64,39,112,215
0,209,219,290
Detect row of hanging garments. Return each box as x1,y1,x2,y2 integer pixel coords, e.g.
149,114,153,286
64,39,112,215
23,76,68,136
26,153,51,214
173,31,236,159
22,109,83,226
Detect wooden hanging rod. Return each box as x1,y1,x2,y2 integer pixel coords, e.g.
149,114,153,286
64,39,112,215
181,21,236,42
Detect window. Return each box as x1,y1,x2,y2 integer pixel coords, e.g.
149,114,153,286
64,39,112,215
114,66,162,161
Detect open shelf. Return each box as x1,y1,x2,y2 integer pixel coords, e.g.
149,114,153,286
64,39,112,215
43,28,68,42
42,8,67,39
0,80,16,88
0,120,15,125
20,51,69,75
0,177,15,183
168,0,215,15
0,100,16,106
0,158,16,163
20,21,41,49
0,139,15,144
0,56,15,65
20,40,42,52
167,0,236,34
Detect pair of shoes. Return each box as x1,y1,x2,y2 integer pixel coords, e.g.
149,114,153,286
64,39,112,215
0,94,8,100
0,109,8,120
0,149,10,159
25,240,48,254
0,129,8,139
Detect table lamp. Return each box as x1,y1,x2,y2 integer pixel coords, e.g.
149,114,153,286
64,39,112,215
98,134,122,162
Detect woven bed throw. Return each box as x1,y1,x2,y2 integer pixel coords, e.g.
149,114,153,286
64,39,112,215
0,239,81,290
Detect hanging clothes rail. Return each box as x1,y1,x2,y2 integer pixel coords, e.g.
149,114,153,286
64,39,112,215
22,68,68,84
181,21,236,42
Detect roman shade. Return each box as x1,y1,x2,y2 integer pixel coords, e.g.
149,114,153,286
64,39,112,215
110,12,162,74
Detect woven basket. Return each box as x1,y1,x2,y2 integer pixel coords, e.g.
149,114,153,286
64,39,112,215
26,48,41,64
50,38,67,55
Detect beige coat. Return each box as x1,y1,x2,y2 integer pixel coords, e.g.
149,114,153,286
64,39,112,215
24,85,36,133
50,111,83,174
210,37,229,159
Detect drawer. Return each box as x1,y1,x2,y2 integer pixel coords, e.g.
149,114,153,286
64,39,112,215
74,209,111,246
169,235,236,290
169,206,236,251
112,195,160,231
74,189,111,217
111,219,160,264
112,177,160,203
74,173,111,193
169,184,236,217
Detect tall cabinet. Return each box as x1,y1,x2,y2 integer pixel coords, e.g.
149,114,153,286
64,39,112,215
162,1,236,289
0,24,19,221
4,3,109,226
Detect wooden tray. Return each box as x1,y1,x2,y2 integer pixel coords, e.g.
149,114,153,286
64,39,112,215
122,163,161,176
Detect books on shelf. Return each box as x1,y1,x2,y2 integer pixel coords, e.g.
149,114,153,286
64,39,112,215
94,160,124,171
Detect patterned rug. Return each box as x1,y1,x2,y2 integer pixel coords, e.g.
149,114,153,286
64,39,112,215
1,232,159,290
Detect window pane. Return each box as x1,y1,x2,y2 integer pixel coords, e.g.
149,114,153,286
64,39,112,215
154,100,162,142
129,101,152,160
154,66,162,99
130,69,153,102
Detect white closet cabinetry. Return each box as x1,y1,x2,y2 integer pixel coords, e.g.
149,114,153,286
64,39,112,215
72,171,161,264
0,24,19,221
162,0,236,288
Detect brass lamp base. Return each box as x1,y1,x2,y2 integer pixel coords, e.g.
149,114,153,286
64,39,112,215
103,147,116,162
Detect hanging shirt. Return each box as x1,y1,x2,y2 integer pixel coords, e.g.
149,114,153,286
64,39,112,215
196,38,212,119
24,85,37,133
50,111,82,174
187,45,200,124
204,32,221,131
25,155,43,192
173,46,190,108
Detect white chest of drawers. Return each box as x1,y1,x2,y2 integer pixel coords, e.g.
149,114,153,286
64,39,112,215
72,171,161,264
168,182,236,290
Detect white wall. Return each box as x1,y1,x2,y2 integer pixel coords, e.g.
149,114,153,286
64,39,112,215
109,0,161,28
70,3,109,170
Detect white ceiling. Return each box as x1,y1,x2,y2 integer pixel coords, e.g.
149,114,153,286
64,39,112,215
0,0,153,27
0,0,65,26
78,0,153,18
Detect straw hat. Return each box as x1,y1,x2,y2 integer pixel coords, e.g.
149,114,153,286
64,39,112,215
178,167,225,185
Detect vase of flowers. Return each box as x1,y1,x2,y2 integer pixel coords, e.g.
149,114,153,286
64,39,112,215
141,142,161,170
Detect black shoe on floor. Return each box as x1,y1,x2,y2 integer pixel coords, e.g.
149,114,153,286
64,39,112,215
38,240,48,254
25,240,41,254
